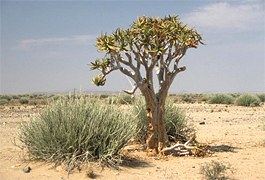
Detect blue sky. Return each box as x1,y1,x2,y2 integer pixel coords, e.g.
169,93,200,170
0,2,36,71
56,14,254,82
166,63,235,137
1,0,264,94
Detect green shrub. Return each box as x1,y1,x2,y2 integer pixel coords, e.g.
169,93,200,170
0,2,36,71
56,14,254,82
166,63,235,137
28,101,38,106
107,95,119,104
180,94,195,103
208,94,234,104
106,94,133,105
235,94,261,107
99,94,109,99
132,95,195,143
200,161,234,180
8,99,19,106
36,94,47,99
257,94,265,102
229,93,241,98
19,95,137,171
19,98,29,104
0,95,12,101
12,95,20,99
52,95,62,101
0,99,9,105
118,94,133,104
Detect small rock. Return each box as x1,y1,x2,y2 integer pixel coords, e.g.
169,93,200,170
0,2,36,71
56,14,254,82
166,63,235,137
192,166,195,168
23,167,31,173
199,122,205,125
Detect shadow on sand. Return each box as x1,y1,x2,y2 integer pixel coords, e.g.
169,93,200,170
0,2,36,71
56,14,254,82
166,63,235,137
206,144,242,153
121,157,152,169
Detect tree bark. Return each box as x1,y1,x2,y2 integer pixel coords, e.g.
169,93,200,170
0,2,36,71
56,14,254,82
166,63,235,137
142,90,170,154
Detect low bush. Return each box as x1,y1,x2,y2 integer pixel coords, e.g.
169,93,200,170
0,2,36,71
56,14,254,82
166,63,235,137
180,94,195,103
208,94,234,104
257,94,265,102
52,95,62,101
12,95,20,99
132,95,195,143
200,161,234,180
106,94,133,105
0,99,9,105
19,95,137,171
235,94,261,107
99,94,109,99
117,94,133,104
0,95,12,101
28,101,38,106
19,98,29,104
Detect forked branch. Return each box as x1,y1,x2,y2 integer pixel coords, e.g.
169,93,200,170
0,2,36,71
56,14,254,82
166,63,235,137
163,139,194,156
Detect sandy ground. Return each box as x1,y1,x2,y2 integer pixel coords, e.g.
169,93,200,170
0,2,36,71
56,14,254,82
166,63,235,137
0,103,264,180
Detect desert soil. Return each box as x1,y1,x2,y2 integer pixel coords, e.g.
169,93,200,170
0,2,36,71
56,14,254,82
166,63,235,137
0,103,264,180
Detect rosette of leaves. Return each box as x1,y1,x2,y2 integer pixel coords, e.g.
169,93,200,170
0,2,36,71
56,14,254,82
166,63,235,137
91,74,106,86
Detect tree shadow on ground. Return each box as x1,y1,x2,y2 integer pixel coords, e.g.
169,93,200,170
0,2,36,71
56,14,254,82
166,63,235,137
206,144,242,153
121,157,152,169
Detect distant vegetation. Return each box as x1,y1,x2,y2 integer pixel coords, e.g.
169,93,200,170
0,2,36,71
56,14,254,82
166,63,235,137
0,93,264,107
208,94,234,104
235,94,261,107
0,93,54,106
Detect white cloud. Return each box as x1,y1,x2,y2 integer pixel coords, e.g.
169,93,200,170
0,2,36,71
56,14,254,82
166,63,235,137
183,2,264,33
19,35,97,49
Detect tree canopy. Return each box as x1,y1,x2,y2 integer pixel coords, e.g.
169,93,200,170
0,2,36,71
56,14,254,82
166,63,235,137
90,14,204,94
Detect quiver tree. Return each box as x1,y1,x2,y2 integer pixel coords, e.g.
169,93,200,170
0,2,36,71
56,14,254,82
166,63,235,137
90,15,204,154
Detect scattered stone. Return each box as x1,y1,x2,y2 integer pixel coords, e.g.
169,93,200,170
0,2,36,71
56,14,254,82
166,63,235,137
23,167,31,173
199,122,205,125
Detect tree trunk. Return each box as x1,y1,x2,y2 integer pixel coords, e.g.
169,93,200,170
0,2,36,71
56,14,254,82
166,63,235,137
144,93,170,154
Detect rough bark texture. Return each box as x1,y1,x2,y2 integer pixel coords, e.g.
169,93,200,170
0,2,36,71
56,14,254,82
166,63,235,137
141,87,170,154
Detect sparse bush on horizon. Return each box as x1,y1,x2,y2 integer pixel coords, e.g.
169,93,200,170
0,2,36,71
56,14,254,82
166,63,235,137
19,95,138,171
208,94,234,104
99,94,109,99
0,95,12,101
19,98,29,105
0,99,9,105
235,94,261,107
